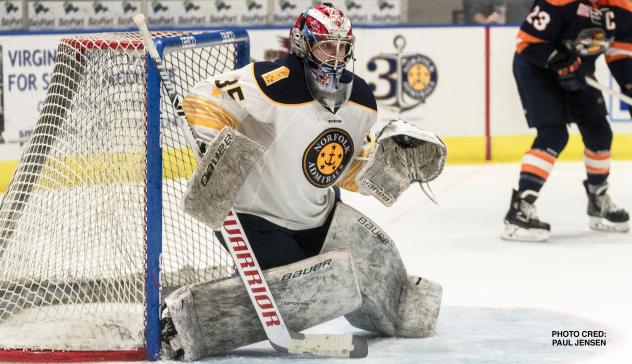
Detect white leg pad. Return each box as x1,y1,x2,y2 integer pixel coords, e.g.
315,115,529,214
395,276,442,337
321,202,442,337
164,250,362,360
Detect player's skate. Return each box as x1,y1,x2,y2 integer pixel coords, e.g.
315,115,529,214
502,189,550,242
583,180,629,233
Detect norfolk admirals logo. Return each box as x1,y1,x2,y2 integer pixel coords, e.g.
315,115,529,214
303,129,354,188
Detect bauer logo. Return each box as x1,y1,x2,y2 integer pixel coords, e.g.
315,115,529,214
367,35,438,112
281,259,333,282
180,36,197,49
360,179,393,206
302,129,354,188
357,216,391,245
201,133,234,187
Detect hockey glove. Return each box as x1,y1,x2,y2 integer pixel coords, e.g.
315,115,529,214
357,119,447,207
546,50,587,92
392,134,425,149
570,28,611,57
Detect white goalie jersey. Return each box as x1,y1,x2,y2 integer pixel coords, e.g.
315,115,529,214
183,54,377,230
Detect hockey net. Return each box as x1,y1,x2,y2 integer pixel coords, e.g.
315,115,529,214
0,31,247,361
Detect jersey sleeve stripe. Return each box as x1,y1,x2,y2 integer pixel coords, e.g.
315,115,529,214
336,144,372,192
336,158,364,192
604,0,632,12
183,108,236,130
610,41,632,52
544,0,576,6
606,41,632,62
516,30,548,54
606,54,632,63
182,95,241,131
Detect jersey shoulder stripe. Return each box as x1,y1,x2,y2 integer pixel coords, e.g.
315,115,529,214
544,0,577,6
348,74,377,112
252,55,314,105
602,0,632,12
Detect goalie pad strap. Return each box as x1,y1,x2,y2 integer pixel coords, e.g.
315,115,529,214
165,250,362,361
182,126,265,229
396,276,442,337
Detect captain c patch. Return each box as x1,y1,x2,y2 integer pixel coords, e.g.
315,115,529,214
303,128,354,188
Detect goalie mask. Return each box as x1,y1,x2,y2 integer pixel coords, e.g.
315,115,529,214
290,3,355,111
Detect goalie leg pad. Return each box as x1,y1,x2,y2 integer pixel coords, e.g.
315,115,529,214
320,202,405,335
395,276,442,337
182,126,265,229
320,202,442,337
164,250,362,361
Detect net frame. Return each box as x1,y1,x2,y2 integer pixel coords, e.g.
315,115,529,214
0,29,250,362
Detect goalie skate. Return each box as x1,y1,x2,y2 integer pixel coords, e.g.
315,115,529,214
584,180,630,233
160,305,184,360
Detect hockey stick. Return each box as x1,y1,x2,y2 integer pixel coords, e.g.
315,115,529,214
588,45,632,107
133,14,367,359
585,77,632,107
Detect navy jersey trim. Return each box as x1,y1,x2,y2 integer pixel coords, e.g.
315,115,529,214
252,55,314,105
348,75,378,111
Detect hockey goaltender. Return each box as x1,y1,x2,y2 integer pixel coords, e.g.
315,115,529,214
161,3,446,360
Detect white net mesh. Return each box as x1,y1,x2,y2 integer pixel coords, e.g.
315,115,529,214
0,32,241,354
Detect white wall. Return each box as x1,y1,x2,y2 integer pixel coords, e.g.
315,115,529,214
1,26,630,160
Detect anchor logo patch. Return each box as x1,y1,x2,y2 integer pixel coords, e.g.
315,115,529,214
302,129,354,188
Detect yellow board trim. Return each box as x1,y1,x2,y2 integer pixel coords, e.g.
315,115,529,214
444,133,632,165
0,160,18,193
0,147,198,194
2,133,632,194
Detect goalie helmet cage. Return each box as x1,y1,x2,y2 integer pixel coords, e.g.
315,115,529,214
0,30,249,362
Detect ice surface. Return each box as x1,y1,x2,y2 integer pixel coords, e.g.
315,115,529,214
3,162,628,363
191,162,632,364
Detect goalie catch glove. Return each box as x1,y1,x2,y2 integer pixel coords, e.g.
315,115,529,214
356,119,447,207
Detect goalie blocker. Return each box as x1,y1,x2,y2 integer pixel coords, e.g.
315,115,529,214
182,127,265,229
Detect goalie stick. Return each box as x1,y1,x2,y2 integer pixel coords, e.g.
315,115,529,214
133,14,368,359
